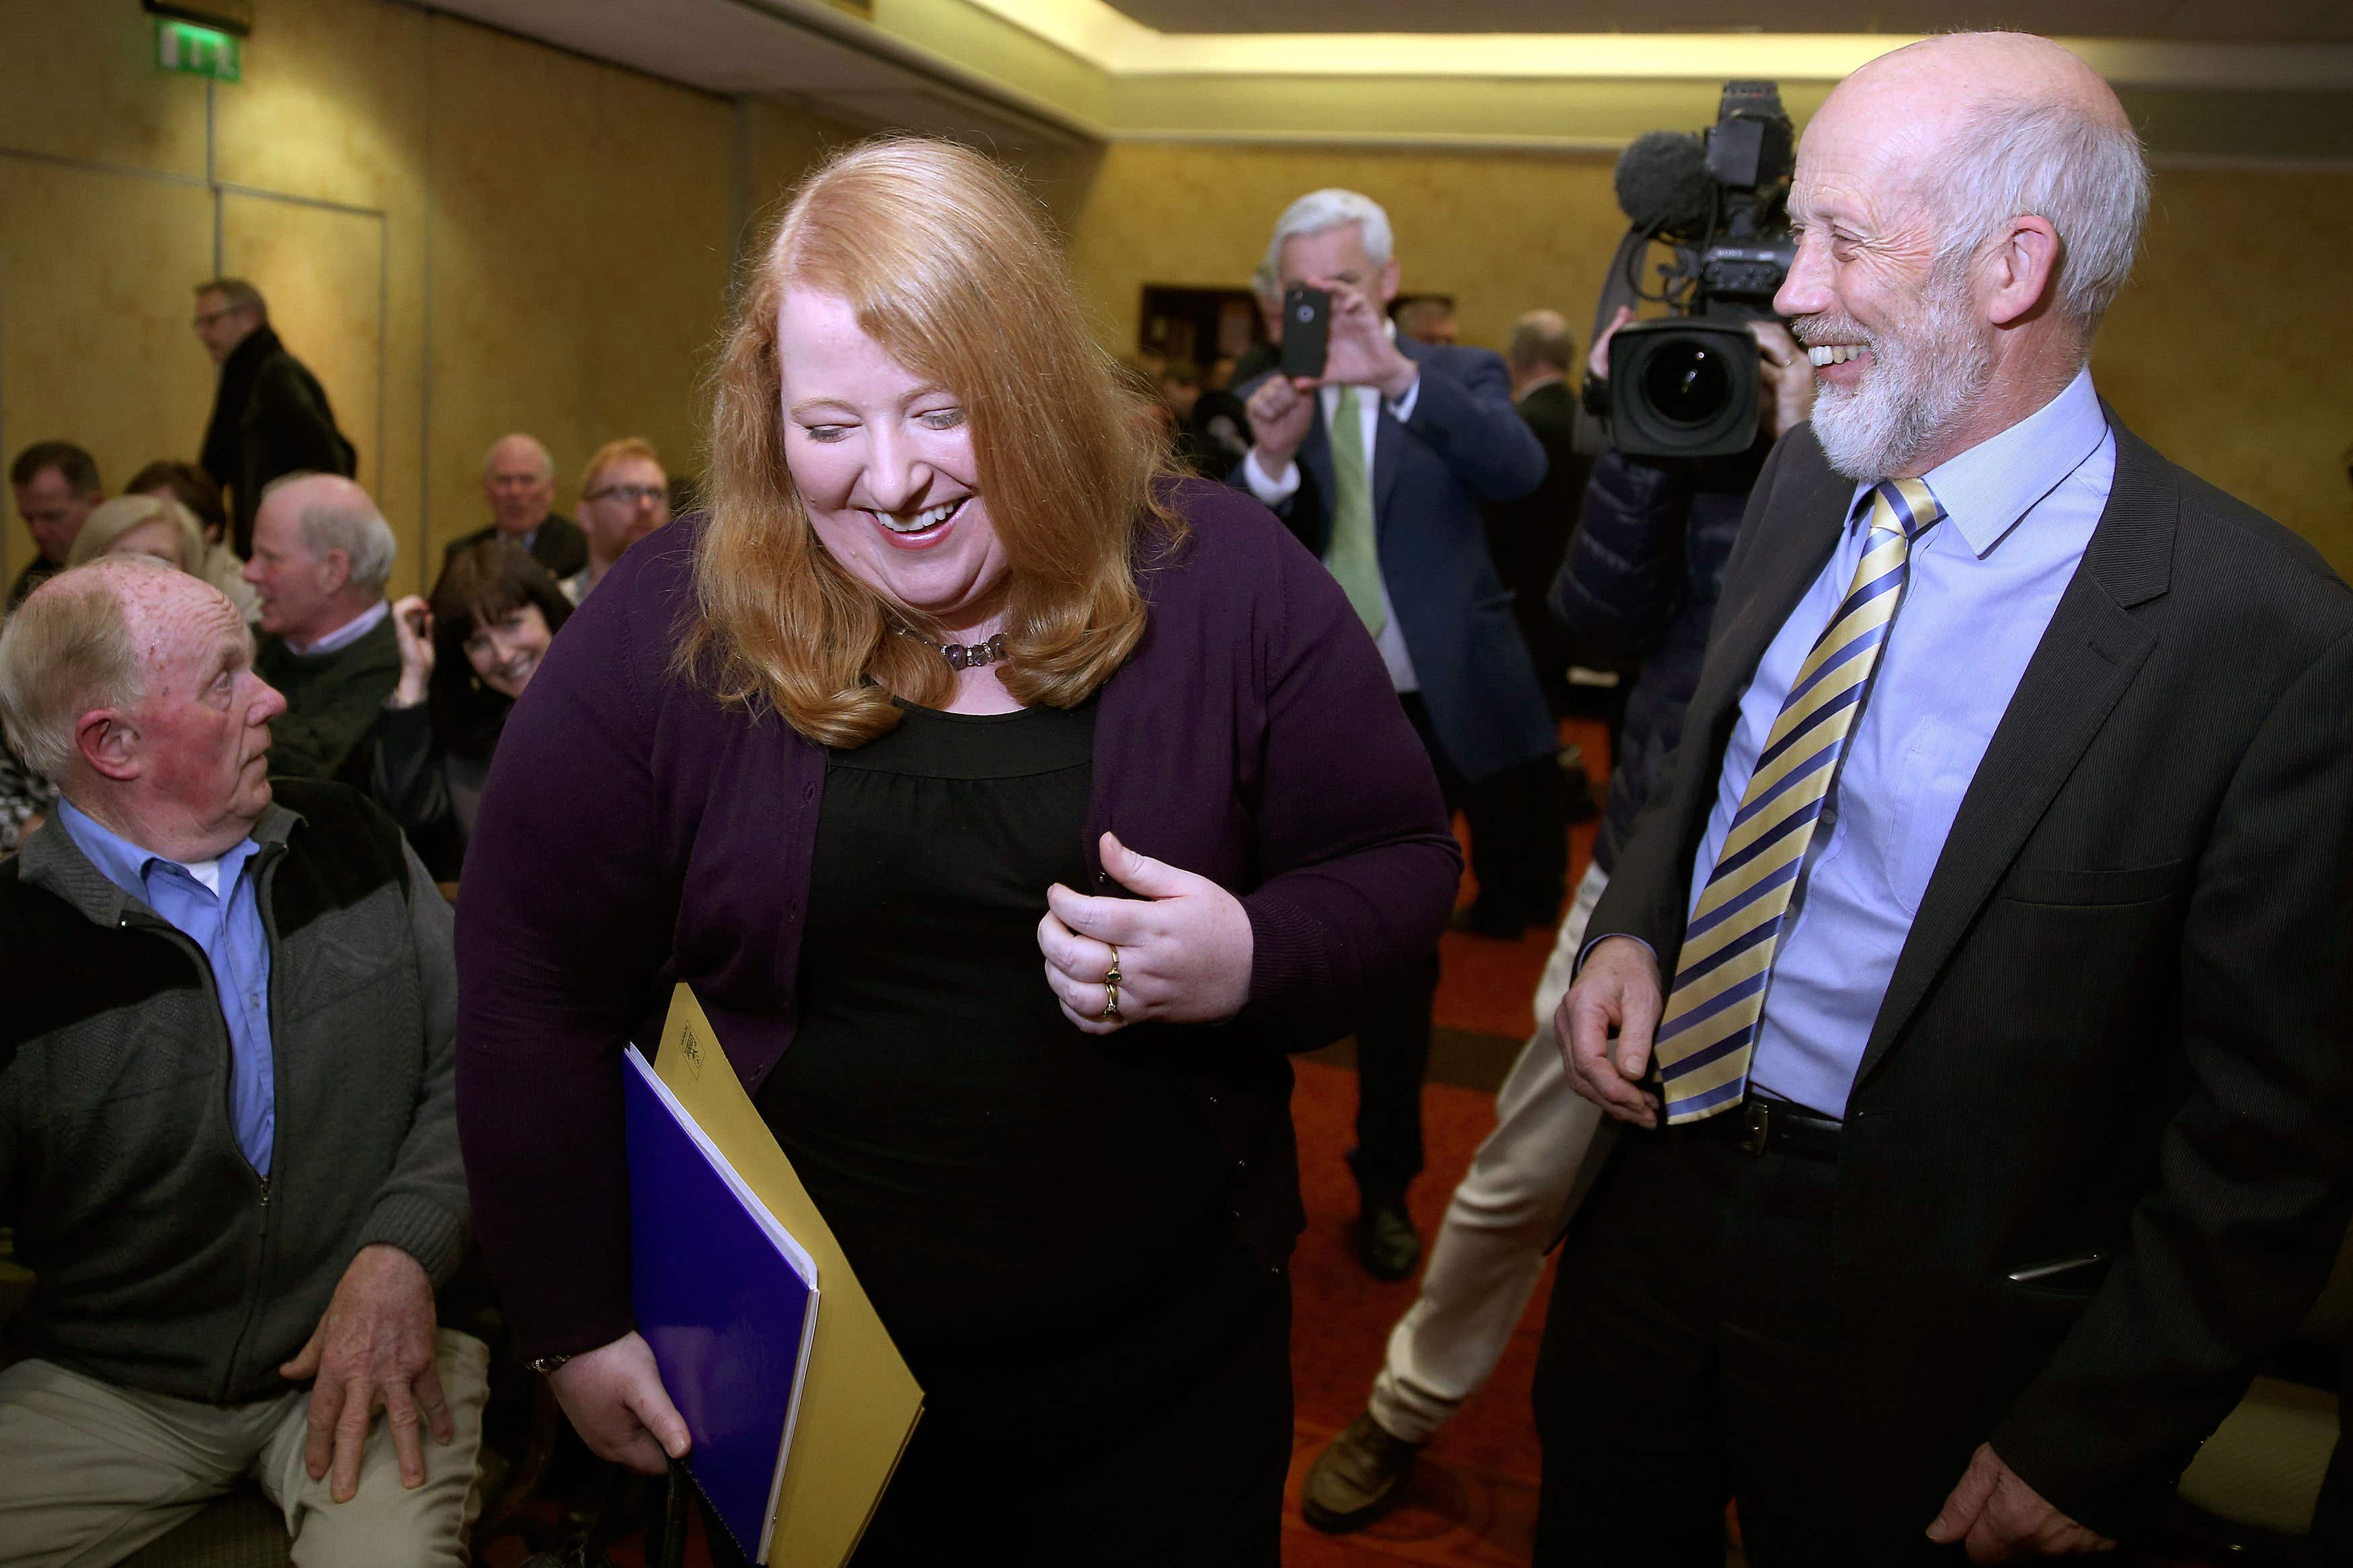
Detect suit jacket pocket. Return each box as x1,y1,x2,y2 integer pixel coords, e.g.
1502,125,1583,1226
2000,860,2184,907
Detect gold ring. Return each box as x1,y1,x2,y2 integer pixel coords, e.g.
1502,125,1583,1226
1105,947,1123,987
1103,981,1122,1021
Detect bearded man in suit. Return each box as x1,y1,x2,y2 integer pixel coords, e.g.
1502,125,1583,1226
1538,31,2353,1567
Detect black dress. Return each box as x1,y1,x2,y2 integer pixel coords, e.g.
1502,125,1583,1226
754,700,1290,1566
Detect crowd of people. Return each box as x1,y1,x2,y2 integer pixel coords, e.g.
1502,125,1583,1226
1,26,2349,1568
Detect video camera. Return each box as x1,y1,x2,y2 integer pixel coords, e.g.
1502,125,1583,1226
1584,81,1798,459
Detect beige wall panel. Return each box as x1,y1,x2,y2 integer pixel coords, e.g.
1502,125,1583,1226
1063,140,1626,356
0,163,216,585
423,15,733,550
218,191,385,535
214,0,429,217
2093,168,2353,575
0,0,208,178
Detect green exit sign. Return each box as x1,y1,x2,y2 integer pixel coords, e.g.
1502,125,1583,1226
155,18,240,81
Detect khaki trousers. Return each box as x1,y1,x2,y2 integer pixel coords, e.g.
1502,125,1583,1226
1368,864,1611,1444
0,1328,487,1568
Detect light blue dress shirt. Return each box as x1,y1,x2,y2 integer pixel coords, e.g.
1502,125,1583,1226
58,798,276,1174
1684,366,2116,1118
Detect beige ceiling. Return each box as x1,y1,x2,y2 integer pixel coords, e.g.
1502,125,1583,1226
1096,0,2353,44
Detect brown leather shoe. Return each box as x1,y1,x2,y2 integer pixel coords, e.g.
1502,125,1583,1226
1302,1410,1422,1533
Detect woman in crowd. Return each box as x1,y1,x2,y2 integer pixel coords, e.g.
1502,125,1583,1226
65,493,257,620
126,458,231,546
372,538,570,880
454,137,1460,1565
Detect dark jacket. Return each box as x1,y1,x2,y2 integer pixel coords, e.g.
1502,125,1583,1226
1587,416,2353,1553
1231,335,1558,783
1548,443,1765,873
200,325,358,556
366,701,493,883
1482,377,1591,713
0,782,465,1403
254,612,401,783
454,482,1464,1360
443,515,589,581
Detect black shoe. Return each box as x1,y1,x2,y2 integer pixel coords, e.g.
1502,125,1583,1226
1302,1410,1423,1533
1355,1198,1422,1281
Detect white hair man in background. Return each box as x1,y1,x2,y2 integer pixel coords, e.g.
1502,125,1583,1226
242,472,401,781
1542,32,2353,1564
445,434,588,581
1231,186,1558,1284
0,557,481,1564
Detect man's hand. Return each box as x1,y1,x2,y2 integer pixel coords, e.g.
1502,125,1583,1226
1589,304,1638,382
1747,319,1818,441
547,1331,692,1476
1313,278,1417,400
1928,1444,2117,1562
1245,374,1315,475
279,1243,451,1503
1554,936,1664,1128
1039,832,1254,1036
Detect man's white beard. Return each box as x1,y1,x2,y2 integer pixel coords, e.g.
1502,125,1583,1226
1804,265,1993,482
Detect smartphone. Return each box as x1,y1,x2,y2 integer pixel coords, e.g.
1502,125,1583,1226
1280,285,1330,381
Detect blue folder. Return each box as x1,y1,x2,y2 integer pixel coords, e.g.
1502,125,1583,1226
624,1045,819,1563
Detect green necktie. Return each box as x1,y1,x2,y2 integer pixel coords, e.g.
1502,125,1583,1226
1325,386,1386,637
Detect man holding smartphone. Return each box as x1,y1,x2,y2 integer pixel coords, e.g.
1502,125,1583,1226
1232,188,1556,1282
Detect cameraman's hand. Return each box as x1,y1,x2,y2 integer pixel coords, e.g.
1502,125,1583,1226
1749,319,1817,440
1315,278,1418,401
1588,305,1637,382
1246,375,1315,474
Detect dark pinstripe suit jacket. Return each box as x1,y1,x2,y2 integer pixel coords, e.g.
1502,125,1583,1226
1587,413,2353,1555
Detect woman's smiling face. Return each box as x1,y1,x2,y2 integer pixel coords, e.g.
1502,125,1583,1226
776,288,1010,636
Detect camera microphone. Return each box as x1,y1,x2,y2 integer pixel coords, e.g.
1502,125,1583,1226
1613,130,1716,242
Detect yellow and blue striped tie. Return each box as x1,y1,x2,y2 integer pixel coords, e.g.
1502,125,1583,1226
1653,477,1945,1125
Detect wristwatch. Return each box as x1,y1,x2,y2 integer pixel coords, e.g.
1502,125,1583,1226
525,1352,575,1375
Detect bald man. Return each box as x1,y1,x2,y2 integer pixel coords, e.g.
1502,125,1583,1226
443,434,588,579
0,559,481,1564
243,473,402,781
1538,32,2353,1565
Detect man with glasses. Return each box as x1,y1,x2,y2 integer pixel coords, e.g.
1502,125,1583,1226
563,438,671,604
443,434,588,581
193,278,358,556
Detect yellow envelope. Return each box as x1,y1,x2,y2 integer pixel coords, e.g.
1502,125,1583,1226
652,984,925,1566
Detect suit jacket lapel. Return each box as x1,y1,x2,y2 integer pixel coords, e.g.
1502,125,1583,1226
1298,399,1338,557
1855,414,2173,1084
1371,337,1435,521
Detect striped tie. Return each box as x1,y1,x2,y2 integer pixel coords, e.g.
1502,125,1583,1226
1653,477,1946,1125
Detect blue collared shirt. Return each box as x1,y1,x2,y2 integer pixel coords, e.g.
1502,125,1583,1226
57,798,276,1174
1684,366,2116,1118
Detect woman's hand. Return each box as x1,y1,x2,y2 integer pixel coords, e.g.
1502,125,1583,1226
388,595,434,710
545,1331,691,1475
1038,832,1254,1036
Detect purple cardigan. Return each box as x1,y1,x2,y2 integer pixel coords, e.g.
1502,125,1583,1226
454,480,1462,1358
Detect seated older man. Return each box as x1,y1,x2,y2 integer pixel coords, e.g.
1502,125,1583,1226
242,472,401,782
0,558,482,1566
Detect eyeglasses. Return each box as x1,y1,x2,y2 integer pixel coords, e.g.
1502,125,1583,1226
584,484,668,506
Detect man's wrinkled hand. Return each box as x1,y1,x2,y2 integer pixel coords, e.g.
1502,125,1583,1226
280,1243,450,1503
1927,1444,2116,1562
1314,278,1417,399
1554,936,1663,1128
1246,374,1314,473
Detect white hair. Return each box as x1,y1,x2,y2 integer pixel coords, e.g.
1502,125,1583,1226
258,474,398,594
1262,189,1394,282
1930,93,2149,330
0,558,170,782
481,434,555,483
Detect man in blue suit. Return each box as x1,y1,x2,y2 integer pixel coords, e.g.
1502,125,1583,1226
1234,188,1559,1279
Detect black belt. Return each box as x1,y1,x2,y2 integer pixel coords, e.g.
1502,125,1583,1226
1681,1096,1842,1161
